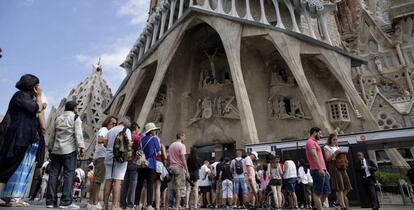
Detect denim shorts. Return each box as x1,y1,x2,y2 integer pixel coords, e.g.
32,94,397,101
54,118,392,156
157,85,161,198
310,170,331,196
283,178,296,193
233,177,248,195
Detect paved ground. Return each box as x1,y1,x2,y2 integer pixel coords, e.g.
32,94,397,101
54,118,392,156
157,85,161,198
1,204,413,210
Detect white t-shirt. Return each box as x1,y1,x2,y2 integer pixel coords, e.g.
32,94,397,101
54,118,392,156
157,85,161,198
298,166,308,184
198,164,211,187
93,127,109,159
41,161,50,180
283,160,297,179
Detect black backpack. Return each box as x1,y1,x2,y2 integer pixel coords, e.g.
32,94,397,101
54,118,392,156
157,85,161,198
235,158,244,175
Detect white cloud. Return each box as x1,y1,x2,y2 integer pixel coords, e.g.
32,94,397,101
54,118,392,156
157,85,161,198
117,0,150,25
75,44,130,93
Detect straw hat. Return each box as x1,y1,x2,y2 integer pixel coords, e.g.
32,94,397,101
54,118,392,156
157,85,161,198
144,122,160,134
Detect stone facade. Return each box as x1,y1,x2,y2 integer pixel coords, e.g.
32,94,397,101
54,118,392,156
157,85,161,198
335,0,414,166
46,60,113,159
108,0,379,155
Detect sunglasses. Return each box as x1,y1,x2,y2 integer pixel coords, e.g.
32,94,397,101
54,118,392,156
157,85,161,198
111,122,117,126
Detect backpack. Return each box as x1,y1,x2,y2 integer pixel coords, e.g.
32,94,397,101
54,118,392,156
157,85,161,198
235,158,244,175
335,153,349,171
135,137,154,168
113,128,132,163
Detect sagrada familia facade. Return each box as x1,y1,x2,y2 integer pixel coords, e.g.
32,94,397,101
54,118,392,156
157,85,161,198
46,60,113,157
104,0,413,165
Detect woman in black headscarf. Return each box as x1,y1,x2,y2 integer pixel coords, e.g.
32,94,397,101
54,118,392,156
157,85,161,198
0,74,45,201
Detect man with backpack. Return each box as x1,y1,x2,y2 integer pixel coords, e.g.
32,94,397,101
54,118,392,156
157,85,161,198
102,116,132,210
46,101,85,209
230,150,248,208
219,157,233,208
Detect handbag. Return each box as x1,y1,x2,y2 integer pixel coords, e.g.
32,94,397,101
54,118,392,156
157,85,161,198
135,137,153,168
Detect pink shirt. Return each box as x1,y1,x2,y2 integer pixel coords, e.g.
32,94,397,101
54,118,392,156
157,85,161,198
305,137,326,170
168,141,186,169
244,156,255,179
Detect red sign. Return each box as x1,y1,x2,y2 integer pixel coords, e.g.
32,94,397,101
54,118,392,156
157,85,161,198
360,135,367,141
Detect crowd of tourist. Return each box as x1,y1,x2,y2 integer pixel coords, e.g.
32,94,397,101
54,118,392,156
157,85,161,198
0,74,394,210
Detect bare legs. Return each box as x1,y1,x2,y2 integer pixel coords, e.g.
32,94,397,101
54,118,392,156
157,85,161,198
155,179,161,209
271,186,283,208
313,193,328,210
103,179,122,210
186,183,199,208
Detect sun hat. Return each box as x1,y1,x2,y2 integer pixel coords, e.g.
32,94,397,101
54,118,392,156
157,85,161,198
144,122,160,134
251,151,259,160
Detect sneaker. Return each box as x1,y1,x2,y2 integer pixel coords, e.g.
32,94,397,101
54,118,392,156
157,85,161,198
59,203,80,209
91,203,103,210
46,205,55,208
87,203,92,210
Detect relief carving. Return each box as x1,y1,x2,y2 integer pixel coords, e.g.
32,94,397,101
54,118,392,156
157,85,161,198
189,95,240,125
268,96,312,120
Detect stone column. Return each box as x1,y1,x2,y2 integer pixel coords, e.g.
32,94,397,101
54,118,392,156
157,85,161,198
168,0,177,29
384,148,410,167
319,51,379,130
136,23,189,132
271,0,285,29
267,32,333,132
368,150,378,165
199,16,259,144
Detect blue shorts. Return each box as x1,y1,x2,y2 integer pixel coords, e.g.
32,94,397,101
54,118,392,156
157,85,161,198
283,178,296,193
310,170,331,196
233,177,248,195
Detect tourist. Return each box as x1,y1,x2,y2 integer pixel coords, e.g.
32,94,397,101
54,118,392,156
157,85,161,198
304,164,313,209
40,159,50,201
168,131,189,210
283,154,298,210
102,116,132,210
185,147,200,209
135,122,161,210
219,157,233,208
211,157,224,208
0,74,45,206
155,136,167,210
198,160,212,208
245,151,259,208
268,155,283,210
73,164,85,201
0,100,46,207
324,134,352,210
257,162,270,206
230,150,248,208
120,122,140,210
305,127,330,210
84,164,94,199
356,152,379,210
88,115,117,210
297,159,312,209
46,101,85,209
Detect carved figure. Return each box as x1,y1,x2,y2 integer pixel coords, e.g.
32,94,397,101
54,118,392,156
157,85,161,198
374,57,383,72
291,98,305,118
202,97,213,119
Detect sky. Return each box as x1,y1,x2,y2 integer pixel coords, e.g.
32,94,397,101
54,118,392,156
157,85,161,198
0,0,150,116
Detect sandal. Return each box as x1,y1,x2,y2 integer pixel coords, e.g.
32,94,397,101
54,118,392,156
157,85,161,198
0,200,11,207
